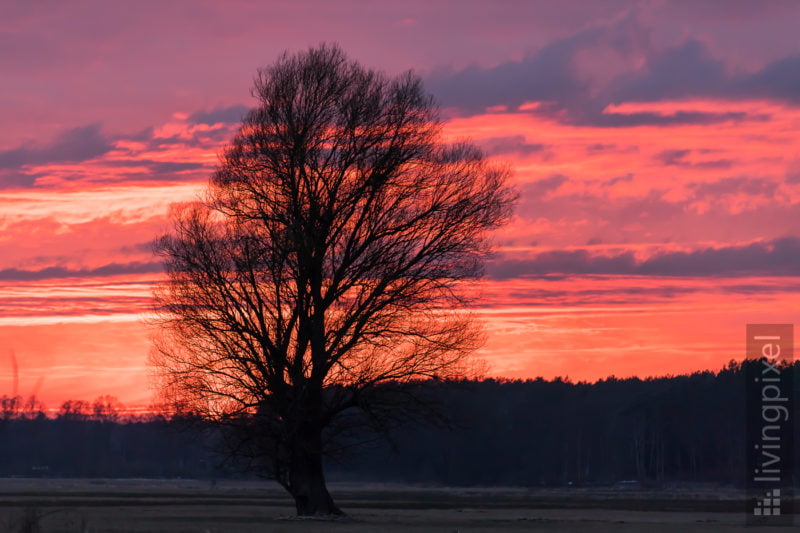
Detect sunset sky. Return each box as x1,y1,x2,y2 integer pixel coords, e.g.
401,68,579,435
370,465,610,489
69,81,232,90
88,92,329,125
2,1,799,409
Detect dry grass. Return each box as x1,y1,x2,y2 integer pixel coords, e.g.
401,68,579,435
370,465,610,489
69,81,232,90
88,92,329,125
0,479,795,532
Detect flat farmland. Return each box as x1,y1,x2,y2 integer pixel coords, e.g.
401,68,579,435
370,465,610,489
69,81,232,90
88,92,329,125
0,479,796,532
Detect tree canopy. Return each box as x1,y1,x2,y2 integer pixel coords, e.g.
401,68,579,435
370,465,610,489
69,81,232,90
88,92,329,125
150,44,515,515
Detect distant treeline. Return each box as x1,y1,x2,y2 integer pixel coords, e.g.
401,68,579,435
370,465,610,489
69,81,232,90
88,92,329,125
0,399,215,478
1,360,797,486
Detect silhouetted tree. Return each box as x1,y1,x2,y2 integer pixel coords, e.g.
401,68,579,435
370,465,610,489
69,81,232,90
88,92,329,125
59,400,90,421
92,395,123,422
150,44,515,515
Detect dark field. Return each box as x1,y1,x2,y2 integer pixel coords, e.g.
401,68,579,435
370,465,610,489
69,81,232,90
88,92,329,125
0,479,797,532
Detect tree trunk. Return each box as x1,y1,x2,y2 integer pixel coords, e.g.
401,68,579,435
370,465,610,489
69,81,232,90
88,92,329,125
288,428,343,516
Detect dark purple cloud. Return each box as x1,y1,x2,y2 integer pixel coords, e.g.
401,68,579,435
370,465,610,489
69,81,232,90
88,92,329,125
744,55,800,102
585,143,617,153
0,124,113,170
612,40,800,104
688,177,779,199
601,174,634,188
490,278,800,308
489,284,701,308
0,261,163,281
653,149,735,170
488,237,800,279
786,162,800,184
520,174,568,198
103,159,208,183
609,40,728,103
188,105,249,125
118,240,158,255
103,159,206,173
478,135,548,157
586,110,764,128
0,171,44,189
427,22,797,126
146,161,206,173
489,249,636,279
638,237,800,277
426,20,611,114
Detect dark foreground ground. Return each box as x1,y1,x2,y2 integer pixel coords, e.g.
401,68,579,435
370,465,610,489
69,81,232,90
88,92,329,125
0,479,796,532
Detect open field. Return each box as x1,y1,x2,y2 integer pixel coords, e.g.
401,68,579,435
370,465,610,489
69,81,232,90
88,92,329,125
0,479,796,532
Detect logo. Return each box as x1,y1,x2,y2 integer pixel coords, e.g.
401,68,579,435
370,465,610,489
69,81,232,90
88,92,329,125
753,488,781,517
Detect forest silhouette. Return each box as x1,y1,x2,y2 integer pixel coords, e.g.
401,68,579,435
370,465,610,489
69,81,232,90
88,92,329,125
2,360,796,487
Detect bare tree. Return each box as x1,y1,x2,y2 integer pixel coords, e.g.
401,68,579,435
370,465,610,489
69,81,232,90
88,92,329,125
150,44,515,516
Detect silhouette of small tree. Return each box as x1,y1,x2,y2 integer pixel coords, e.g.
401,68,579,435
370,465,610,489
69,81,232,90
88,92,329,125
150,44,515,516
58,400,90,422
